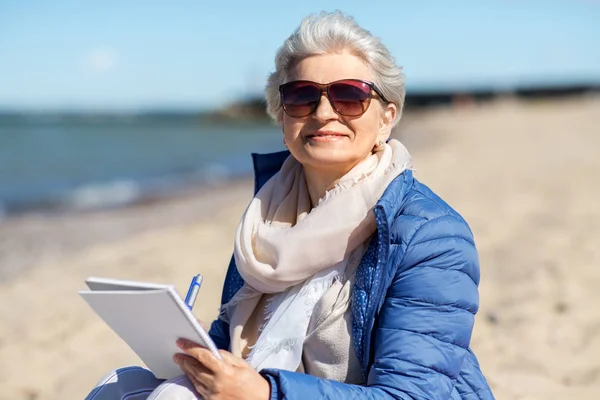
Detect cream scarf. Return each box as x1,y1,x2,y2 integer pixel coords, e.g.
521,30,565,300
223,139,412,372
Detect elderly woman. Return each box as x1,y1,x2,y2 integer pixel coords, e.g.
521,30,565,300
86,11,494,400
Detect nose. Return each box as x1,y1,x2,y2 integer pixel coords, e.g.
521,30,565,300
312,91,338,122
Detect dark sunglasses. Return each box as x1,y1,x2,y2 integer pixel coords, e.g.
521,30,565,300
279,79,390,118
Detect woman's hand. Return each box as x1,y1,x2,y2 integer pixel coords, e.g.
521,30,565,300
174,338,271,400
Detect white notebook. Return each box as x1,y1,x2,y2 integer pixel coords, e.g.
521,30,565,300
79,276,221,379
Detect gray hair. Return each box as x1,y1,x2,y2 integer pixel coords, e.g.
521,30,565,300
265,11,405,126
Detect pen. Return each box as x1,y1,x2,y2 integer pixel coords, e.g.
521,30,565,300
184,274,203,310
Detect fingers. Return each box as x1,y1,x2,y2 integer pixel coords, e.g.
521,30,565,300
176,338,221,372
176,356,210,397
218,349,246,366
188,374,207,398
176,354,212,377
196,319,207,330
174,341,268,400
176,355,213,381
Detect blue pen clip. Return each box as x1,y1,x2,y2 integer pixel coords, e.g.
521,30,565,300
184,274,203,310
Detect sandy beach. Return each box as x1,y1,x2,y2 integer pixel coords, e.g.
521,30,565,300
1,97,599,400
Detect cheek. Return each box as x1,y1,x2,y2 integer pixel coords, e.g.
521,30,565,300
282,117,305,141
351,112,380,145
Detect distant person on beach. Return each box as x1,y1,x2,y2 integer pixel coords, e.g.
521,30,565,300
86,11,495,400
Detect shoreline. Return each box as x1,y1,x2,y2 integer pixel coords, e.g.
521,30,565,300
0,177,255,283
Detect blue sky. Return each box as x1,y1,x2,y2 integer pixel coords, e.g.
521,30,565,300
1,0,599,111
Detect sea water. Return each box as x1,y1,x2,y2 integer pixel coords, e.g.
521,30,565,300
0,116,284,216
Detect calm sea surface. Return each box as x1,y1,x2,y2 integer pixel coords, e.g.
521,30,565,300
0,118,284,216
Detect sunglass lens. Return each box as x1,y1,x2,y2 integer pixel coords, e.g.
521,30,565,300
281,82,321,117
328,81,371,116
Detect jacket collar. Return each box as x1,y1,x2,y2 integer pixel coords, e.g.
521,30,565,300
251,150,413,228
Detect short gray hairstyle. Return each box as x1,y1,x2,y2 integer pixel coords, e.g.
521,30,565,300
265,11,405,126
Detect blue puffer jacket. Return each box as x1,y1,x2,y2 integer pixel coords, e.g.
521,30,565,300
209,151,495,400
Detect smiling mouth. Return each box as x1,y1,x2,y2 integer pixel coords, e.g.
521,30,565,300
305,131,347,139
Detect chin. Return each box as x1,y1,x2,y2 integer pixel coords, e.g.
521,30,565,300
297,148,359,171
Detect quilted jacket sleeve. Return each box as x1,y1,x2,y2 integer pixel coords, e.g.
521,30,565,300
260,214,480,399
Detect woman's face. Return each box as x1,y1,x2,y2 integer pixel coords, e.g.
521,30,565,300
281,51,397,176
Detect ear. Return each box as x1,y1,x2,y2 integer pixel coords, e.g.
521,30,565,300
381,102,397,131
378,102,397,142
